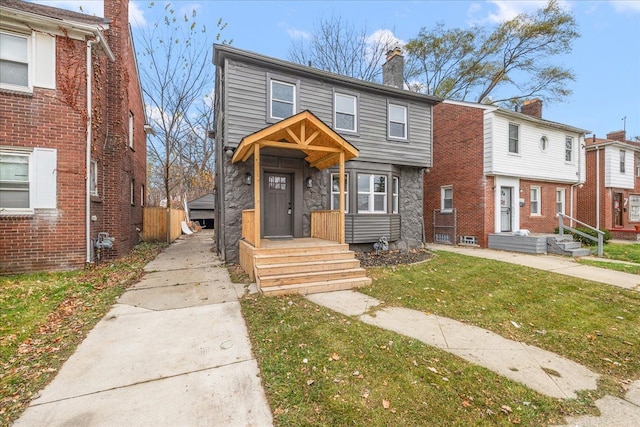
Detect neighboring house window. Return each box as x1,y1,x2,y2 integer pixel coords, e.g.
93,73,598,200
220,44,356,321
141,185,145,207
388,103,407,139
90,160,98,196
129,111,134,149
392,177,399,214
130,180,134,205
0,148,56,212
530,186,541,215
636,155,640,177
556,189,565,214
508,123,519,154
620,150,626,174
269,79,295,120
539,136,548,152
441,186,453,211
357,174,386,213
0,32,29,89
334,93,357,132
330,173,349,213
629,195,640,222
565,136,573,162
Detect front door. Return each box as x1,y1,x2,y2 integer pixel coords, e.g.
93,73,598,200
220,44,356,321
613,192,623,227
264,172,293,237
500,187,513,232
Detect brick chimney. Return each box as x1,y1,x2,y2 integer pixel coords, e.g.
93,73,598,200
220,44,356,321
606,130,626,142
520,98,543,118
382,47,404,89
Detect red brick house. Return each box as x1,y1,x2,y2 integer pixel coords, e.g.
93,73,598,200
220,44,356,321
577,131,640,240
425,99,589,248
0,0,148,274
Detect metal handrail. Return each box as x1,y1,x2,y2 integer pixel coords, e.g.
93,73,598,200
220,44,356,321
557,213,604,257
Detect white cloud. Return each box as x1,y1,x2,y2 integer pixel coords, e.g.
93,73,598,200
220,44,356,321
32,1,146,26
278,22,311,40
366,29,404,50
467,0,572,25
611,0,640,13
129,2,147,27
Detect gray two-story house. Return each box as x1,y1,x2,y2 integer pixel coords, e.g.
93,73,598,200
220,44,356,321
212,44,440,295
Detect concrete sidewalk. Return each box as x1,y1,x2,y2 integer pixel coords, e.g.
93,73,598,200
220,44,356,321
15,231,273,427
427,244,640,291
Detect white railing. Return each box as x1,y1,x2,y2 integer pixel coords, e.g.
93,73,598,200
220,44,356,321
557,213,605,257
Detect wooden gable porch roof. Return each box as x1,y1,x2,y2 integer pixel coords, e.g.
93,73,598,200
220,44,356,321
231,110,359,170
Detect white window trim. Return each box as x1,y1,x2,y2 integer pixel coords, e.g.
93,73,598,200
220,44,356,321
0,30,32,93
129,111,134,149
508,123,519,154
620,149,626,174
392,176,399,214
330,173,349,213
90,160,98,196
358,174,387,213
0,147,56,214
530,186,541,216
267,76,297,121
556,188,566,215
565,136,574,163
388,102,408,140
441,185,453,212
334,92,357,133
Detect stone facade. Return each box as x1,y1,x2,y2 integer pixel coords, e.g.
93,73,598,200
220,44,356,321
397,166,424,250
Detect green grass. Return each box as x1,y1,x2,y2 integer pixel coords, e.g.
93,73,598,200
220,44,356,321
360,252,640,382
0,242,163,426
241,295,598,426
578,259,640,275
603,243,640,263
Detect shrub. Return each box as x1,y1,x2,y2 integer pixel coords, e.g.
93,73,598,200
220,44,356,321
554,227,611,246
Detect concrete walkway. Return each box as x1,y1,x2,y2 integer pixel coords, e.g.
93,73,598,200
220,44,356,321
15,231,273,427
427,244,640,291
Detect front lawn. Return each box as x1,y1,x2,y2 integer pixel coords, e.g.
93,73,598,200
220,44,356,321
0,242,163,426
602,243,640,263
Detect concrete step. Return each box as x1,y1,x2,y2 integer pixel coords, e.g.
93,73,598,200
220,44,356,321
570,248,592,257
255,259,361,276
259,268,368,288
261,277,372,296
254,250,355,266
558,241,582,250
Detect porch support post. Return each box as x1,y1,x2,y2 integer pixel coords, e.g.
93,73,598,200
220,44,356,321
254,145,261,248
339,151,345,244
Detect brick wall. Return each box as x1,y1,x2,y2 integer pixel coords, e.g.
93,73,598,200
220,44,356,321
424,103,488,246
519,179,571,232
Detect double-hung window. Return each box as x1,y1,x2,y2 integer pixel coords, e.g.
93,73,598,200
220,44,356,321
357,174,386,213
0,148,56,212
388,103,407,139
269,79,296,120
334,93,357,132
620,150,626,174
90,160,98,196
530,186,541,215
0,32,29,90
565,136,573,162
392,177,399,214
0,152,30,208
330,173,349,213
129,111,134,149
556,189,565,215
441,186,453,211
508,123,519,154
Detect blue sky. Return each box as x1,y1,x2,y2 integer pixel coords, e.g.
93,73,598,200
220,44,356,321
35,0,640,139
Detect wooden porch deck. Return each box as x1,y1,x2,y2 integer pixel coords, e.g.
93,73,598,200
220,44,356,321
239,237,371,296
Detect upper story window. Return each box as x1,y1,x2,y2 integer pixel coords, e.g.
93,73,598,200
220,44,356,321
565,136,573,162
334,93,357,132
636,155,640,177
388,103,407,140
508,123,519,154
269,79,296,120
441,186,453,211
357,174,386,213
129,111,134,149
0,32,29,90
330,173,349,213
539,136,548,152
620,150,626,174
90,160,98,196
530,186,541,215
130,180,135,205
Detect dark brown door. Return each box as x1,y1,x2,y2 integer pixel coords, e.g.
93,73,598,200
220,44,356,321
264,173,293,237
613,192,623,227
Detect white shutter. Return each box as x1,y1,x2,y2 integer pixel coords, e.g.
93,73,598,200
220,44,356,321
33,148,57,208
34,32,56,89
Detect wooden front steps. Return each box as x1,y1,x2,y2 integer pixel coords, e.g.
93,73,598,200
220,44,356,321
240,238,371,296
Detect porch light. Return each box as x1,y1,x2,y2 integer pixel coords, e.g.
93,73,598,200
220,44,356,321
305,176,313,188
245,172,252,185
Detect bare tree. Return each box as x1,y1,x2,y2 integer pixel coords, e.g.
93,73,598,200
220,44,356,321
136,4,228,242
289,16,398,82
404,0,578,105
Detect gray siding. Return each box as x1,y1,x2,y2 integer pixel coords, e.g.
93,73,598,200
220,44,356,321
223,58,433,168
345,215,401,243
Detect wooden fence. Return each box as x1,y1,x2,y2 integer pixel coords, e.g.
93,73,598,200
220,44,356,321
140,207,186,242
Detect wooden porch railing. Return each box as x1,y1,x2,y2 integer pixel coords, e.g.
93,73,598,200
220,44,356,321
242,209,256,246
311,210,341,242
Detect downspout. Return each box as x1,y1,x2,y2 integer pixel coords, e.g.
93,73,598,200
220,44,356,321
570,135,584,227
86,38,98,263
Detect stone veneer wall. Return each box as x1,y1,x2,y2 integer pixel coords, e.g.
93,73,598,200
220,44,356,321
220,155,254,263
396,166,425,250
